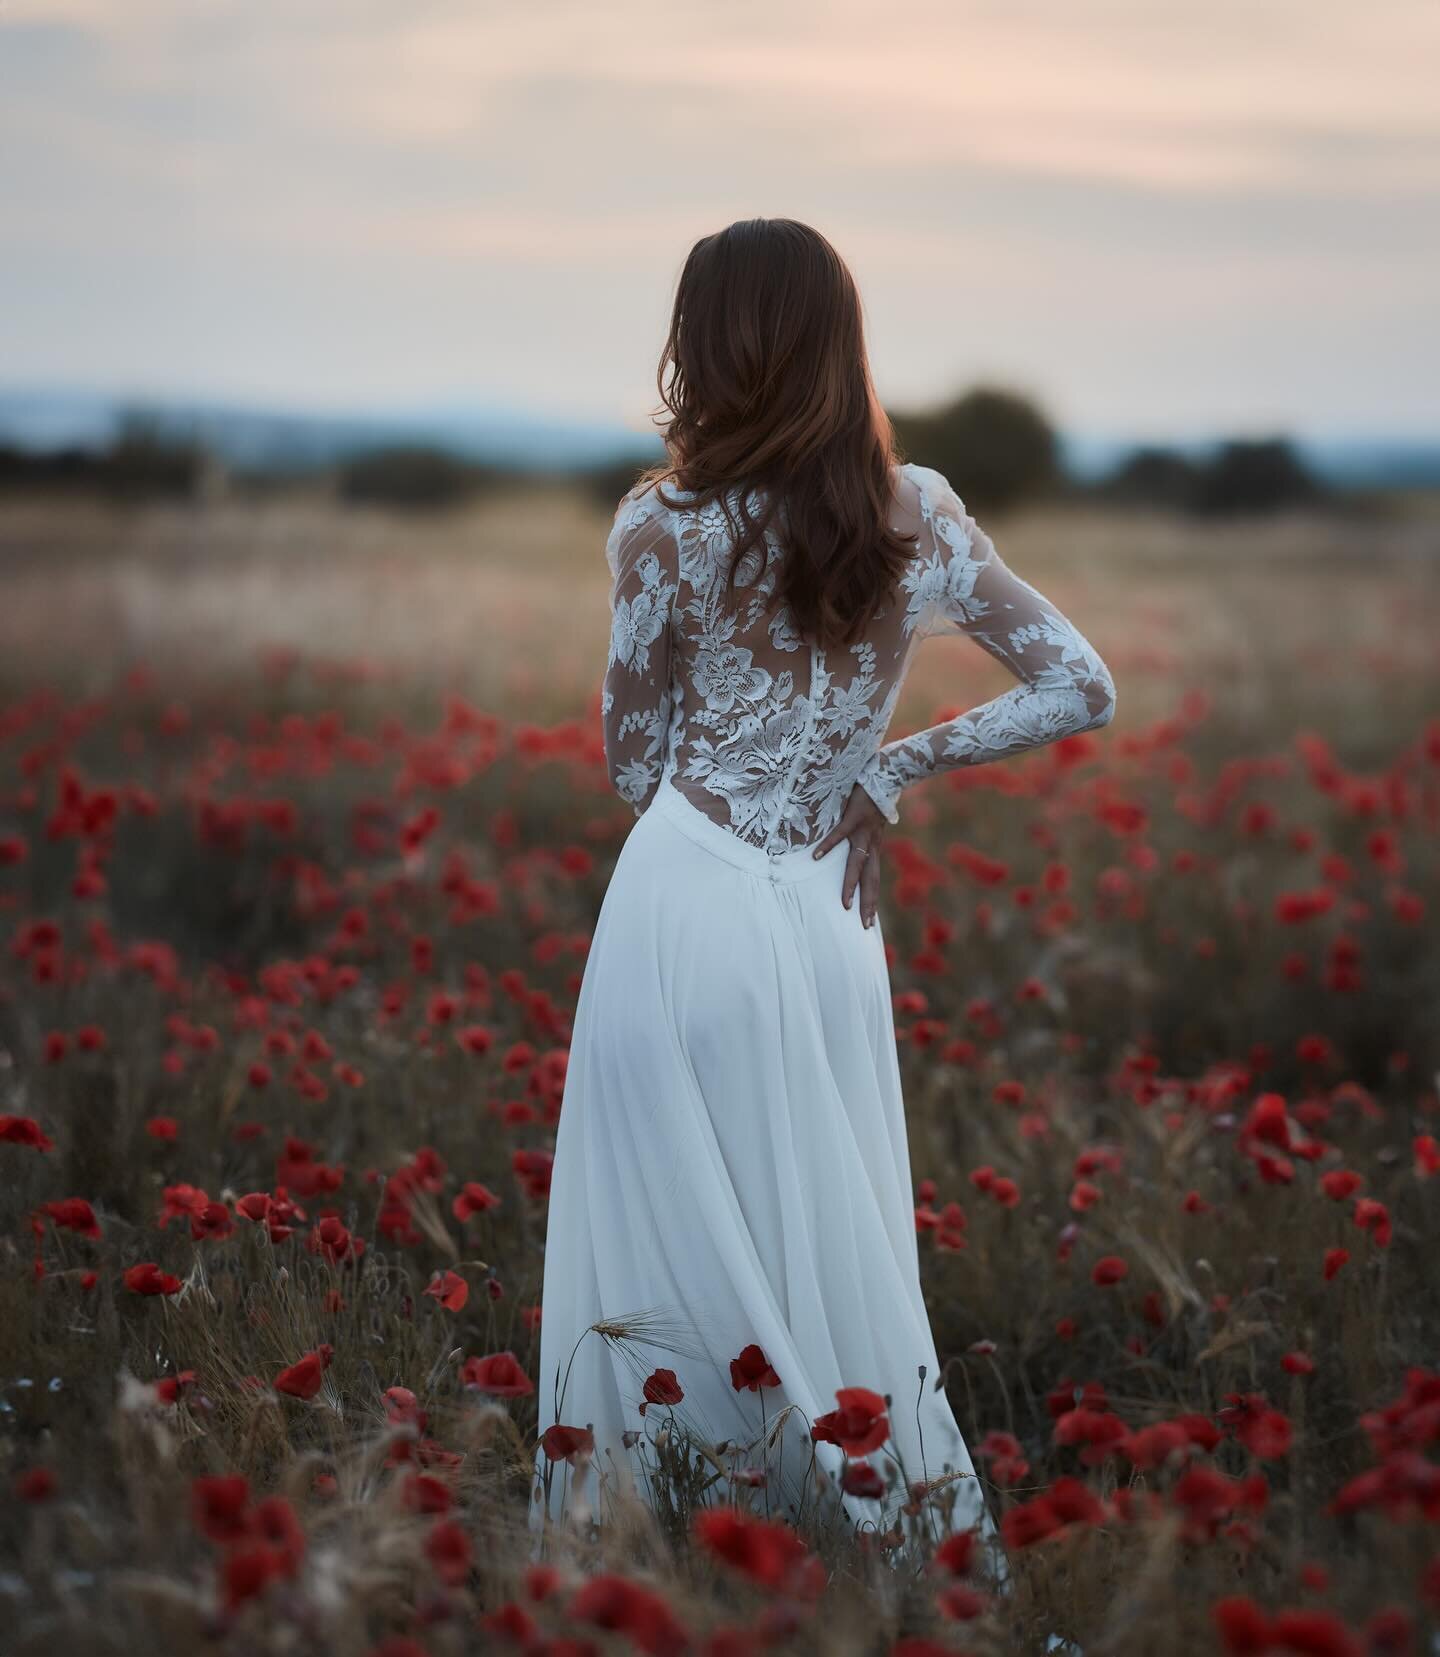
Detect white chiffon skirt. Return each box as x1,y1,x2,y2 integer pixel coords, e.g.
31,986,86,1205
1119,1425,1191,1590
529,775,1001,1566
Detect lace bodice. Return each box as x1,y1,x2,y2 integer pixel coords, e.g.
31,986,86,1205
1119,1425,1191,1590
601,460,1116,856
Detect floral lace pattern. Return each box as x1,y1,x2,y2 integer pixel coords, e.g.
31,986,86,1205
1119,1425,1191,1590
601,461,1116,854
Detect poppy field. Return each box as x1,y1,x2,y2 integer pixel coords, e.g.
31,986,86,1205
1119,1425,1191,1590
1,487,1438,1657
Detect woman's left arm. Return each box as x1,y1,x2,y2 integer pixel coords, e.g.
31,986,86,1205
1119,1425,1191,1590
601,487,679,815
856,482,1116,825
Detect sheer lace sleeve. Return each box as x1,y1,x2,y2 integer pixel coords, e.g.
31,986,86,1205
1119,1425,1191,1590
602,486,680,816
856,467,1116,825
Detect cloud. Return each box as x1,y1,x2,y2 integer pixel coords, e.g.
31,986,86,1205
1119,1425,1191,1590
0,0,1436,430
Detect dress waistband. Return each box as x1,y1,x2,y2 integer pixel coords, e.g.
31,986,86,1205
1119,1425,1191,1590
649,776,844,884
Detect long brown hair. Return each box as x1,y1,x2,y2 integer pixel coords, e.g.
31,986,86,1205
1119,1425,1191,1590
635,218,917,652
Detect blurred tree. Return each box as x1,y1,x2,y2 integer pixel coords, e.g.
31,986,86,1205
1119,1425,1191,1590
337,446,501,511
1191,438,1323,517
0,415,207,501
579,456,656,511
0,446,103,493
889,386,1059,515
1099,447,1204,512
105,411,206,500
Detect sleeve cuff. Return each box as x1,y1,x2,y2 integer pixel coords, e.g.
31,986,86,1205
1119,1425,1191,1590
857,760,901,826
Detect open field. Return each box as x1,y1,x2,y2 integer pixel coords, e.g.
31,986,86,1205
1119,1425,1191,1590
1,489,1438,1656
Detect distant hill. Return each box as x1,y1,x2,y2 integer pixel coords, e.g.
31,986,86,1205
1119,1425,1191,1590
2,386,1437,490
0,388,666,476
1061,432,1440,492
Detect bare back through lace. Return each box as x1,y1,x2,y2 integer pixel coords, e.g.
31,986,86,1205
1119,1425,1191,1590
601,460,1116,856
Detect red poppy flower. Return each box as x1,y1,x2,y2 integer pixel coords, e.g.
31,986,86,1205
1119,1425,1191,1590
512,1148,554,1200
424,1269,469,1312
15,1467,56,1502
481,1604,539,1644
1212,1595,1270,1654
1415,1135,1439,1178
462,1352,534,1397
729,1343,781,1392
155,1369,197,1406
1353,1197,1392,1248
1122,1422,1192,1471
812,1387,890,1456
976,1429,1030,1486
192,1474,252,1543
251,1495,305,1573
274,1345,334,1400
384,1386,425,1429
541,1423,595,1463
841,1461,885,1498
1054,1406,1130,1466
1172,1464,1264,1539
190,1200,234,1243
937,1583,989,1621
1069,1180,1102,1212
525,1563,565,1601
641,1368,684,1408
425,1518,471,1586
0,1116,54,1152
1220,1393,1293,1460
1320,1169,1363,1201
931,1527,977,1576
567,1573,689,1657
124,1261,182,1296
221,1543,283,1611
308,1214,360,1264
41,1197,101,1239
1092,1255,1128,1286
402,1472,454,1514
453,1180,500,1219
692,1507,819,1594
1174,1413,1222,1452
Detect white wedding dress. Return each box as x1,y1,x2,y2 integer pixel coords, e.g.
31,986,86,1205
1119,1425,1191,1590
530,461,1115,1561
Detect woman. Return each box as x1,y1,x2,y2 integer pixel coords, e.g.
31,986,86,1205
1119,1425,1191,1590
530,219,1116,1565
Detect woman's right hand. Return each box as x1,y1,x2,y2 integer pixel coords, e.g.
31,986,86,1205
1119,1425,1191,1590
811,783,887,927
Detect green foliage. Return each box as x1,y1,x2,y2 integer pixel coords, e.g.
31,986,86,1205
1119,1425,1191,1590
1100,439,1325,517
577,455,659,512
0,412,206,501
1192,439,1324,517
889,386,1060,515
1099,447,1206,513
336,446,504,511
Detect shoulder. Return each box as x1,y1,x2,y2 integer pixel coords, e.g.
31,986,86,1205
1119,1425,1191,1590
893,462,990,575
896,460,969,519
613,472,692,524
606,477,681,580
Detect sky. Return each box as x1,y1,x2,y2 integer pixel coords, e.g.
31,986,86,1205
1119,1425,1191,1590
2,0,1438,442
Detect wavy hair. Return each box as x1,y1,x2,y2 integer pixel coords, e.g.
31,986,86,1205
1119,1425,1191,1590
634,218,917,651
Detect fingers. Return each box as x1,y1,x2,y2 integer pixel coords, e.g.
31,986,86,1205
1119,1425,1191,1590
811,825,842,860
812,798,861,861
841,839,867,909
859,844,881,928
